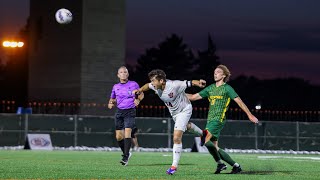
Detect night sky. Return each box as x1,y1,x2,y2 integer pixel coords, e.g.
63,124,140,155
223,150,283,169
1,0,320,84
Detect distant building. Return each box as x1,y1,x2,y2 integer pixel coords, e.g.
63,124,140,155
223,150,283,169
28,0,126,115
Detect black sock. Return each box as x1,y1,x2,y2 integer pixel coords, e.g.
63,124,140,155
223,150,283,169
118,139,124,154
124,138,132,157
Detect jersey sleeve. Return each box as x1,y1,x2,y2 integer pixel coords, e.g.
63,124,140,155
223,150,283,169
198,85,211,98
110,85,116,99
173,80,187,94
132,81,140,90
226,84,239,99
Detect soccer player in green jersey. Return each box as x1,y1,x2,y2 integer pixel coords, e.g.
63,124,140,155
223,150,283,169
187,64,259,174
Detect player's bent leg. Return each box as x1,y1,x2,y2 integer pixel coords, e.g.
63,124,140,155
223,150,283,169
186,122,203,136
205,141,225,172
205,137,227,174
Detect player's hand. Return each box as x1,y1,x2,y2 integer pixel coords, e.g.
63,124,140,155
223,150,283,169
199,79,206,88
108,103,114,109
132,89,142,96
249,114,259,124
134,99,140,106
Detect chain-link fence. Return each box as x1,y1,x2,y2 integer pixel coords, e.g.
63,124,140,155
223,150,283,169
0,113,319,151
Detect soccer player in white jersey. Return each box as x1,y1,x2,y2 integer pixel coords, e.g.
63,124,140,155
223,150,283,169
133,69,206,175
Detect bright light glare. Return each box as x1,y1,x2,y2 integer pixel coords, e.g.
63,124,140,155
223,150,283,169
255,105,262,110
2,41,24,48
17,42,24,47
2,41,10,47
10,42,17,48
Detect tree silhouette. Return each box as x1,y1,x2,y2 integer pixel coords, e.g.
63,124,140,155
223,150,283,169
131,34,195,84
229,76,320,110
128,34,196,107
127,33,320,111
193,34,220,84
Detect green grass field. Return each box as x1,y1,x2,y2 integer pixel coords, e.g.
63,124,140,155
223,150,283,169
0,150,319,179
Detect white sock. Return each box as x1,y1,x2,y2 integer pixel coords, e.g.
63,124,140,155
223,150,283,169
233,163,240,167
187,123,203,136
172,143,182,168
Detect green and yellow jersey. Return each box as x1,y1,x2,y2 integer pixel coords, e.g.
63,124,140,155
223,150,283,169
199,83,238,122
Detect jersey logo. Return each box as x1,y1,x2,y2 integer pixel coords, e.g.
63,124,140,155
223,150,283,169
168,92,174,98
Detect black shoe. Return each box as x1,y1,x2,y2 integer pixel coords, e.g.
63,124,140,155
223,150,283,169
120,152,132,166
230,165,242,174
200,130,207,146
214,163,227,174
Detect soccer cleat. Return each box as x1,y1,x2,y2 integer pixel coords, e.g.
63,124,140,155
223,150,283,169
120,152,132,166
166,166,177,175
200,129,207,146
230,165,242,174
214,163,227,174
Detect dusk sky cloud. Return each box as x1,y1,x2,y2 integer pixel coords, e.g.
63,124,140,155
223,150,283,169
126,0,320,84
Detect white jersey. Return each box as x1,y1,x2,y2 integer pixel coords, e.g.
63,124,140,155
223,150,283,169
149,79,192,116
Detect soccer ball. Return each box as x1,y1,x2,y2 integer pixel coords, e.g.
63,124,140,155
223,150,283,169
55,8,73,24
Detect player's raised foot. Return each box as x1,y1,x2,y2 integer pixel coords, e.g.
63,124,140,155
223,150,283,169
214,163,227,174
120,152,132,166
166,166,177,175
230,165,242,174
200,129,207,146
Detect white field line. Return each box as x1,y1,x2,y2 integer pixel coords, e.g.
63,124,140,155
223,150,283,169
258,156,320,161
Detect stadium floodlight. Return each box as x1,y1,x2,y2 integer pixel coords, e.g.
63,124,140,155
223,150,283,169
255,104,262,110
2,41,10,47
2,41,24,48
17,42,24,47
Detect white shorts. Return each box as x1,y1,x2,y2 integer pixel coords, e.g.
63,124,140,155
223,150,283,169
172,105,192,132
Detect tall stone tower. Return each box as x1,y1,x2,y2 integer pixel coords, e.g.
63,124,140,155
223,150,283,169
28,0,125,115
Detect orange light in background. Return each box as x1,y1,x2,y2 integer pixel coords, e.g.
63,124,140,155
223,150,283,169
17,42,24,47
2,41,24,48
10,42,17,48
2,41,10,47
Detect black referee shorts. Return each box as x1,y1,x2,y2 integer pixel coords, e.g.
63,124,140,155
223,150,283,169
114,108,136,130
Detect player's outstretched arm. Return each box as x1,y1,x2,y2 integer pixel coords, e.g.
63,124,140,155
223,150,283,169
140,83,150,92
190,79,206,88
234,97,259,124
186,93,203,101
132,83,150,95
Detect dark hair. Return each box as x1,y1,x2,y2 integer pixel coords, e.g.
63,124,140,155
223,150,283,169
148,69,166,81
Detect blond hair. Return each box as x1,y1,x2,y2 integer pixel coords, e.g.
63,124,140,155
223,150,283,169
217,65,231,82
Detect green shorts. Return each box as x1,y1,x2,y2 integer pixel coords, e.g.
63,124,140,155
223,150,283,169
205,120,226,141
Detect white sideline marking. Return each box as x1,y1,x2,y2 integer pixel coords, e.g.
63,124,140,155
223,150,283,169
258,156,320,161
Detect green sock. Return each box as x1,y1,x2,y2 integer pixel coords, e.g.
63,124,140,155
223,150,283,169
205,141,221,162
218,149,236,166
